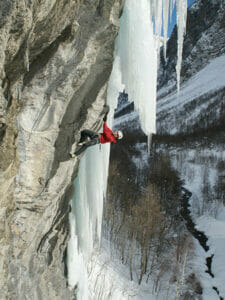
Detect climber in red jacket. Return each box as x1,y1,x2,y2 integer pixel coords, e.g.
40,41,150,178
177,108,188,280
70,106,123,157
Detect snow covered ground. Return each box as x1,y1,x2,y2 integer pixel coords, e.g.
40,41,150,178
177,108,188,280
114,54,225,135
157,54,225,111
88,239,186,300
170,146,225,299
157,54,225,134
196,210,225,299
112,56,225,300
158,53,225,298
88,240,157,300
155,54,225,299
131,143,149,170
170,146,225,217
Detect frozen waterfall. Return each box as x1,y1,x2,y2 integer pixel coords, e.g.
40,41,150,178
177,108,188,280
67,0,187,298
67,145,110,299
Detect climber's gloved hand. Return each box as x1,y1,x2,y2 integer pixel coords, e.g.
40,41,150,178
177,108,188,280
103,113,108,122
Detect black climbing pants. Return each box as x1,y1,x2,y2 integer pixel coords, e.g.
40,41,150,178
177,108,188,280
75,129,100,155
79,129,99,143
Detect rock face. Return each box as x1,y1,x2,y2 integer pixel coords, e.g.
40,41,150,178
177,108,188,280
0,1,124,299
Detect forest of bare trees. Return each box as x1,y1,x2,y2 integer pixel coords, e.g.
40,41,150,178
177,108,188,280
103,134,202,297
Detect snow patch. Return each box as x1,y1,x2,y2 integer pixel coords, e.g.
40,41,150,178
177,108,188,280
158,54,225,113
196,210,225,299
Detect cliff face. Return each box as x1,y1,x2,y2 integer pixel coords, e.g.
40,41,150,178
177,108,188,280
0,1,123,299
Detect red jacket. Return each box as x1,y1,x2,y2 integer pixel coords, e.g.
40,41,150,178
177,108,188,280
99,122,117,144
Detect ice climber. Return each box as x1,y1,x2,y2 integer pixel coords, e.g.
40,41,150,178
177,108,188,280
70,106,123,157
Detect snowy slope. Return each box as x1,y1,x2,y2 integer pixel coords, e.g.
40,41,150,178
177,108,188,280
197,211,225,299
88,241,158,300
158,0,225,89
114,54,225,135
157,54,225,134
158,55,225,111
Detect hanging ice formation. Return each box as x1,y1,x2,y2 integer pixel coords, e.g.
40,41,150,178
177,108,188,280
67,145,110,299
110,0,187,136
67,0,187,298
176,0,187,93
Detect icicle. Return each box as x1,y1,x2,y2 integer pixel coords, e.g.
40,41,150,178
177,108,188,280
163,0,170,60
108,0,187,137
176,0,187,93
67,214,89,300
68,140,110,293
170,0,173,22
153,0,162,36
115,0,157,135
154,0,163,60
150,0,155,20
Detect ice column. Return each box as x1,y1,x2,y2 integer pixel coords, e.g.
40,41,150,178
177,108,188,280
111,0,187,136
115,0,157,135
176,0,187,93
67,144,110,298
163,0,170,59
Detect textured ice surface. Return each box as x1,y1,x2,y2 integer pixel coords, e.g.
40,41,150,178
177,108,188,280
110,0,187,136
176,0,187,93
67,144,110,297
157,55,225,134
114,0,157,135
